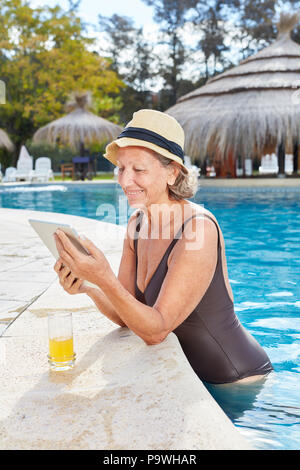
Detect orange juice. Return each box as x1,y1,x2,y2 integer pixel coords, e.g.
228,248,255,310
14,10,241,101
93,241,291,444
49,337,74,361
47,311,76,370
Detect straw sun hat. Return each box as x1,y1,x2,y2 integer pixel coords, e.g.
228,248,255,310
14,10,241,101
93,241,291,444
104,109,188,173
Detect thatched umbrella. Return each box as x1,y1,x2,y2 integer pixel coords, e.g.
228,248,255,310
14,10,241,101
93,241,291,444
33,92,122,152
167,12,300,176
0,128,14,152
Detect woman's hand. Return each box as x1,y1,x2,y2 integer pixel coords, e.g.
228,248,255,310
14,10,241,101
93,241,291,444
53,230,111,287
54,259,87,295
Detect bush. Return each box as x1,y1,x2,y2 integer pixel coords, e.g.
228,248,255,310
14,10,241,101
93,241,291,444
25,140,114,173
0,148,14,171
25,141,77,172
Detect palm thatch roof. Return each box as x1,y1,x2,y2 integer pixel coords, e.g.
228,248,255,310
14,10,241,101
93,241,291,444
167,12,300,163
0,128,14,151
33,92,122,150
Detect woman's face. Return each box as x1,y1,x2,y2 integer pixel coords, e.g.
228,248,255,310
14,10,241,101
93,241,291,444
117,146,176,208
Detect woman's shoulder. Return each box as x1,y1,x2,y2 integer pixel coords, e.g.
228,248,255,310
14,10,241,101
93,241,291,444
168,203,219,263
180,202,220,246
185,201,217,225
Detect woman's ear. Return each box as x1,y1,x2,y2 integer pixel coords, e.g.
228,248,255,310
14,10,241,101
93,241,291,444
167,163,180,185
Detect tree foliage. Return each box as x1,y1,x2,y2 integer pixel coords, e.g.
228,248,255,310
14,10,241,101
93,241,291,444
98,13,158,121
1,0,300,166
192,1,233,79
0,0,124,161
141,0,300,106
233,0,300,57
142,0,198,106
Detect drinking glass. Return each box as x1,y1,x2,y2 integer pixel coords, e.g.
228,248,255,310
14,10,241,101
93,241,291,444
48,311,76,371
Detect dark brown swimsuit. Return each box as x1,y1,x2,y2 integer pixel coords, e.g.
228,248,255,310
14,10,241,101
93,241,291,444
134,211,273,384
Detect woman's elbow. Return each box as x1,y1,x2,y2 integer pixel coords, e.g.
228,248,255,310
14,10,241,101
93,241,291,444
143,331,169,346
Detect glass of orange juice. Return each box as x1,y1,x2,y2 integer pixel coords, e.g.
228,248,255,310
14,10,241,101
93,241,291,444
48,311,76,371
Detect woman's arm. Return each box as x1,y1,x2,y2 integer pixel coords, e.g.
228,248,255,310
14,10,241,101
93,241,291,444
85,227,138,328
54,213,138,328
86,286,127,327
54,216,218,345
53,259,126,327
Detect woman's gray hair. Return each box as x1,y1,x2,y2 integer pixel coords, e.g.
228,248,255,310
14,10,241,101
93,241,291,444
152,151,199,200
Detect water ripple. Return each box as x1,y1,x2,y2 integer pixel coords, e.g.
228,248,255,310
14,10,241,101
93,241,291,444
250,317,300,331
0,185,68,193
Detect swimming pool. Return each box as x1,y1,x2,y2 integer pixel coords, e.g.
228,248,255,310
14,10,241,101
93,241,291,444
1,182,300,449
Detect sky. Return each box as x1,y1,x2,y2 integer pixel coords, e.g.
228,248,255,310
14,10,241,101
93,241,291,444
29,0,157,30
28,0,181,91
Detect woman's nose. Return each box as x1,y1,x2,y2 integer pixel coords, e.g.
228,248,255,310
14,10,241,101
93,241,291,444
118,169,134,186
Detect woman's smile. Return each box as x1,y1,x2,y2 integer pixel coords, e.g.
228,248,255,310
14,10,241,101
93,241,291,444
125,188,145,198
125,189,144,194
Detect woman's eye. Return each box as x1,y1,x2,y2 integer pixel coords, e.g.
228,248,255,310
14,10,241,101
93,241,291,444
118,167,145,173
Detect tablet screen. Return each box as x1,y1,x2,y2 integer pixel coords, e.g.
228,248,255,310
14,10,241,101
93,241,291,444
28,218,89,260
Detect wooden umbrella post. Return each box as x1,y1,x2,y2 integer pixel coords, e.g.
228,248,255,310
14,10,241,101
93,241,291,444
293,141,299,175
277,142,286,177
79,141,85,158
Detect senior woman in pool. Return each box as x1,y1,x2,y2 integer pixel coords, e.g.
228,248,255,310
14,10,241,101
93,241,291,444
54,109,273,385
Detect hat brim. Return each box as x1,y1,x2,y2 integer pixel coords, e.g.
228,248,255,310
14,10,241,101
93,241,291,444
104,137,189,174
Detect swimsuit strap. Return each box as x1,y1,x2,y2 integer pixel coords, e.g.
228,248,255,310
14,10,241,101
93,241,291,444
134,211,221,264
135,210,144,234
134,211,144,272
164,213,221,257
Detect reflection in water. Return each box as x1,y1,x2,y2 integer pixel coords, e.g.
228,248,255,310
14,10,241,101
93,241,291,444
204,375,268,421
204,372,300,450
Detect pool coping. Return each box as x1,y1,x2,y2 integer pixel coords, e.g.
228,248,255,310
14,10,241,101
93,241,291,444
0,207,252,450
1,177,300,188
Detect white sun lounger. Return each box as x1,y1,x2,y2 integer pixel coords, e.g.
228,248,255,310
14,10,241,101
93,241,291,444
15,146,34,181
2,166,17,182
31,157,54,183
259,154,279,175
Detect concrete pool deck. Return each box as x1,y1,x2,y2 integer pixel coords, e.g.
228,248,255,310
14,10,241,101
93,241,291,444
0,207,252,450
199,177,300,187
1,176,300,188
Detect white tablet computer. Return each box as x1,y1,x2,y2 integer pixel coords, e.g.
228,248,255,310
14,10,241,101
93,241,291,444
28,218,97,288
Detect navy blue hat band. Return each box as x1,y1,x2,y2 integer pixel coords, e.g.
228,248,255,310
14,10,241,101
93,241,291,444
116,126,184,161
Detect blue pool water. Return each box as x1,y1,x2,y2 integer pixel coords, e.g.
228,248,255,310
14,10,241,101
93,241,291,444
1,182,300,449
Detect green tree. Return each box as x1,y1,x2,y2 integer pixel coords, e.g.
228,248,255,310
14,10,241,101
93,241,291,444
193,2,230,80
98,13,157,120
234,0,277,58
276,1,300,43
233,0,300,59
142,0,198,107
98,14,136,74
